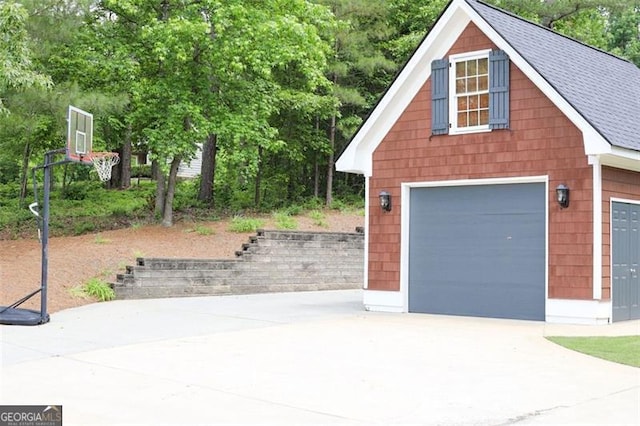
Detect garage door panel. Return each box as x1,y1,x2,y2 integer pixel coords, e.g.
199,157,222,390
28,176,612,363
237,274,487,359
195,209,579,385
409,183,545,321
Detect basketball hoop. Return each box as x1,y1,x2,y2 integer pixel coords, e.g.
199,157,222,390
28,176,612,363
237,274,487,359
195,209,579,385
90,152,120,182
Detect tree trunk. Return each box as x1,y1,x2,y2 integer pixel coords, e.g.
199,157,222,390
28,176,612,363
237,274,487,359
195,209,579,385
326,113,336,207
162,157,181,227
197,133,217,206
153,160,165,219
313,116,320,199
119,124,132,189
314,155,319,198
254,145,263,208
19,141,32,205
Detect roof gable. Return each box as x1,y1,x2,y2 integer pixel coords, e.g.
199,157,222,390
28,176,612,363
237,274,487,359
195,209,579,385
336,0,640,176
467,0,640,152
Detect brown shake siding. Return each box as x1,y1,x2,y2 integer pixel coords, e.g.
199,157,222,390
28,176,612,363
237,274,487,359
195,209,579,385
369,22,594,299
601,167,640,299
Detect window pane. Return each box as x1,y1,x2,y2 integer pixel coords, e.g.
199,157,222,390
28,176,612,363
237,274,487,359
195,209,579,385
478,58,488,74
458,112,468,127
466,77,477,92
467,59,477,75
479,109,489,125
456,78,466,94
458,96,468,110
456,62,466,78
469,111,478,126
478,75,488,91
469,95,478,109
480,93,489,108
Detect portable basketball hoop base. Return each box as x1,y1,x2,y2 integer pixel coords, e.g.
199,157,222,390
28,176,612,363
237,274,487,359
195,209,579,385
0,106,118,326
0,147,64,326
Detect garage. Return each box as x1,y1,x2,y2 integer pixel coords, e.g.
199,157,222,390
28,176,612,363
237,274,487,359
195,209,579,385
612,202,640,322
408,182,546,320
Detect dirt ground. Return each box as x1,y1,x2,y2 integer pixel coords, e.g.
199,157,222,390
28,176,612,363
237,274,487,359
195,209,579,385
0,212,364,313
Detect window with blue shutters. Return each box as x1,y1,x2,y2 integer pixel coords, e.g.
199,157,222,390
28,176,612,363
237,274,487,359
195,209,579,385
431,49,509,135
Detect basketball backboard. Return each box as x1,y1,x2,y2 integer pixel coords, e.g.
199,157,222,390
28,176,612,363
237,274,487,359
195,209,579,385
66,106,93,164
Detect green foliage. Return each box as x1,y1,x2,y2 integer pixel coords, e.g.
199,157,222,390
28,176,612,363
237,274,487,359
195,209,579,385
283,204,304,216
0,159,20,183
185,224,214,236
273,211,298,230
546,336,640,368
228,216,264,233
82,277,116,302
309,209,328,228
0,1,52,114
94,233,110,244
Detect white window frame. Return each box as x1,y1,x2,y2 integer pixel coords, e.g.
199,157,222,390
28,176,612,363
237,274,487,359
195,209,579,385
449,49,492,135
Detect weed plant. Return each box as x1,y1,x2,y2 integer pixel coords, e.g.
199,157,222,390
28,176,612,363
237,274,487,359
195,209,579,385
273,211,297,230
309,210,328,227
228,216,264,233
81,277,116,302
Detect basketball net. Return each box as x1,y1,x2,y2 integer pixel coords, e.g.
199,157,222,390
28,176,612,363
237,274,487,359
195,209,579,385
91,152,120,182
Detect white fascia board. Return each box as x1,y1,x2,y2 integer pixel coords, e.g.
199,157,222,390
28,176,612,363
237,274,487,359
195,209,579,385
460,3,611,155
598,147,640,172
335,0,472,177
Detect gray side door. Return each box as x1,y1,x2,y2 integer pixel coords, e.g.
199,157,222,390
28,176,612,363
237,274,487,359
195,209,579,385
612,202,640,322
408,183,546,321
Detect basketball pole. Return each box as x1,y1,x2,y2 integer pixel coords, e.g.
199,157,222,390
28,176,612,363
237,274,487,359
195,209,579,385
39,147,68,324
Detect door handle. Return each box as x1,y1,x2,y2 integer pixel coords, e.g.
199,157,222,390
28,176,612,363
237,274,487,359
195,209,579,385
631,268,637,273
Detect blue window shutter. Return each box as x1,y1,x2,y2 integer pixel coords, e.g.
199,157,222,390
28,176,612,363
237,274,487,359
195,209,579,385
489,50,509,129
431,58,449,135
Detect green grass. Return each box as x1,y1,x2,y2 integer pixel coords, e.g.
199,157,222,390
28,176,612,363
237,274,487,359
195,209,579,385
273,211,297,230
228,216,264,233
546,336,640,367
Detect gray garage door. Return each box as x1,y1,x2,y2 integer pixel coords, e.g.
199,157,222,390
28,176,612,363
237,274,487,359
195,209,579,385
409,183,546,320
612,202,640,322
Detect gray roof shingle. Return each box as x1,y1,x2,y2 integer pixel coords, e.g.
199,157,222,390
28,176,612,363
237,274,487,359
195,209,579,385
467,0,640,151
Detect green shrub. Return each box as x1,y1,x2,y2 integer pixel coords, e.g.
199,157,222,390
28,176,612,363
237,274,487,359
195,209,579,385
131,164,152,178
283,204,303,216
273,211,297,230
0,160,20,184
228,216,264,233
303,197,323,210
74,221,96,235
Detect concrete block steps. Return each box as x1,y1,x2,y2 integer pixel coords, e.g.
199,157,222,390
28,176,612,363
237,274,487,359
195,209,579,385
111,228,364,300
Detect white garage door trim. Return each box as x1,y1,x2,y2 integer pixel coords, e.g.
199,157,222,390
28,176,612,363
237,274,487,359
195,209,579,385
400,176,549,314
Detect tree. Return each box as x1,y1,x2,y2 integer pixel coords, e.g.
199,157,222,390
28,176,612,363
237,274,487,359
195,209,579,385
0,1,51,114
94,0,335,224
317,0,396,206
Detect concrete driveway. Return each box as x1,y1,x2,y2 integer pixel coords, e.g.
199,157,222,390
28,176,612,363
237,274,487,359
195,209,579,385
1,290,639,425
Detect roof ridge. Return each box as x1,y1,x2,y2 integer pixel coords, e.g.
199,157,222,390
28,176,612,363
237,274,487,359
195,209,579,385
467,0,636,67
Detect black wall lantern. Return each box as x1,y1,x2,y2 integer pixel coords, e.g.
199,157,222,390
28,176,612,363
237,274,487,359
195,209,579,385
556,184,570,209
379,190,392,212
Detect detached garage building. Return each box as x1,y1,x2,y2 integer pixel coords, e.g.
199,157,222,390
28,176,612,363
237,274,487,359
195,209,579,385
336,0,640,324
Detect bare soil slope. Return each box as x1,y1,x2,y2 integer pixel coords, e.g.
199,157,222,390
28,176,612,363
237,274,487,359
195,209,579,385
0,212,363,313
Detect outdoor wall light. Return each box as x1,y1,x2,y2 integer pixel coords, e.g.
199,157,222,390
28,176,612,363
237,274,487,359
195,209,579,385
556,184,570,209
379,190,392,212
